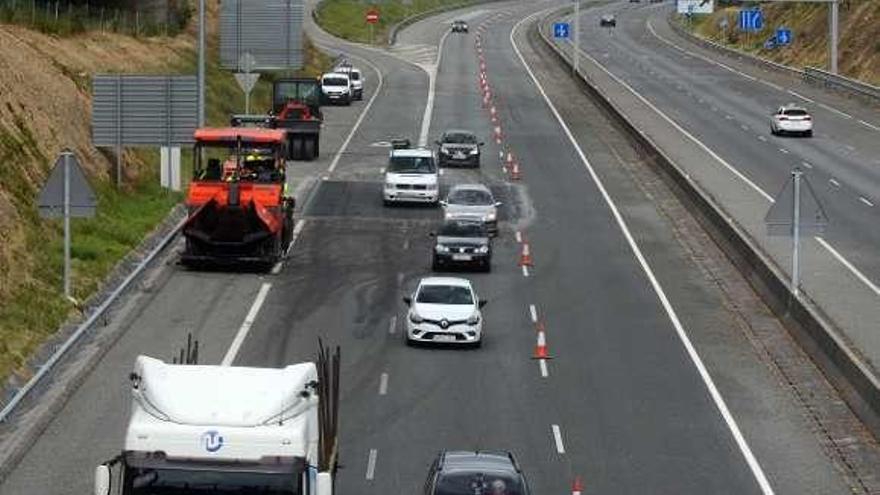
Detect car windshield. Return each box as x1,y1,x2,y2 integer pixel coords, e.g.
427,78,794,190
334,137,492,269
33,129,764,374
434,472,526,495
417,285,474,305
126,467,299,495
783,109,808,116
448,189,493,206
439,222,487,237
389,156,436,173
444,133,477,144
323,78,348,86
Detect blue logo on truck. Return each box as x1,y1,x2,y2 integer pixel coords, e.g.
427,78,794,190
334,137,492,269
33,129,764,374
202,430,224,452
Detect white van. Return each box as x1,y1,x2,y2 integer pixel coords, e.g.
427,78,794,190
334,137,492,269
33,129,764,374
334,65,364,100
320,72,352,105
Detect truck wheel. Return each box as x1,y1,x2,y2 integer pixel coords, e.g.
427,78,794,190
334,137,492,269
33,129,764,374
304,138,316,161
291,137,303,160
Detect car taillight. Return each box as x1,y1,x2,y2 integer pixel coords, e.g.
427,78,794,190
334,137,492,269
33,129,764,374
778,116,788,121
804,116,812,121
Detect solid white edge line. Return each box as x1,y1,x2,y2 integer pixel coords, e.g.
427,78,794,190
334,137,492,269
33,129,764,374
551,424,565,454
221,282,273,366
569,36,774,202
529,304,538,323
418,29,452,147
815,237,880,297
859,120,880,132
818,102,852,119
539,359,549,378
514,11,774,494
787,90,814,103
366,448,378,480
379,372,389,395
326,54,385,174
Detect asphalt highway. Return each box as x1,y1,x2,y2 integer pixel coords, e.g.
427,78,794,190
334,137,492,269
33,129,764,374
561,2,880,372
0,1,867,494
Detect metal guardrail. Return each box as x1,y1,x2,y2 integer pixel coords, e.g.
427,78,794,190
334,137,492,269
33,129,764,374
0,215,186,423
667,16,880,105
804,67,880,104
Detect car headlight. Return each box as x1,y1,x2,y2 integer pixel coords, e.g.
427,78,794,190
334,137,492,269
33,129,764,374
435,245,450,253
477,245,489,254
469,148,479,155
467,313,480,325
444,212,454,220
409,312,424,324
426,183,438,191
384,182,394,190
440,148,451,155
484,212,497,221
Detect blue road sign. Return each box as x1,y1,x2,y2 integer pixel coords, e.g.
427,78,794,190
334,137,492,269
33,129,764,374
738,9,763,32
553,22,570,39
776,27,792,45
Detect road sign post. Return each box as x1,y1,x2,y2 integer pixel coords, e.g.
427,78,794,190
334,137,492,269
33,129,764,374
366,8,379,45
234,52,260,114
765,167,828,299
38,151,97,301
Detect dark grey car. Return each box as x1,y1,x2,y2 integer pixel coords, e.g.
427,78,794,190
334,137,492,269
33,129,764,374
436,130,483,167
424,451,530,495
431,220,491,272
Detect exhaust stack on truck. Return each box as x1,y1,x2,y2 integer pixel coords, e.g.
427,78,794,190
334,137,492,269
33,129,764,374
95,345,339,495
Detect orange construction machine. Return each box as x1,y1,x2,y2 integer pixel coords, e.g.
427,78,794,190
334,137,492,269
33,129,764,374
181,127,294,269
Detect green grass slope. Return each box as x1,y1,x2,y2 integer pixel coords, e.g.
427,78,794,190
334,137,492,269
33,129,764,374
688,0,879,85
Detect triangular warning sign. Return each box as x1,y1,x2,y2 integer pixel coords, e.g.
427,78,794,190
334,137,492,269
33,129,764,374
38,152,97,219
765,172,828,236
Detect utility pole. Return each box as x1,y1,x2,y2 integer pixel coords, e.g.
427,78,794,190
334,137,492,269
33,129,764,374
198,0,206,126
573,0,580,75
829,0,838,74
763,0,839,74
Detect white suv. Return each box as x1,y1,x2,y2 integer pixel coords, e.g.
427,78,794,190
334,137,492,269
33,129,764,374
320,72,352,105
383,148,439,205
403,277,486,347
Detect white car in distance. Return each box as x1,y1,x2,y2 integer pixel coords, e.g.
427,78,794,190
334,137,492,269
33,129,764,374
403,277,486,347
771,104,813,137
383,148,440,205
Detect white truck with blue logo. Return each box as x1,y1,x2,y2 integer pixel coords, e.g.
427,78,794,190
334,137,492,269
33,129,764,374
94,352,339,495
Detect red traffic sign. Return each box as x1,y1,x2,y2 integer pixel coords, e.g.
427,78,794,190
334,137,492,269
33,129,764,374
366,8,379,24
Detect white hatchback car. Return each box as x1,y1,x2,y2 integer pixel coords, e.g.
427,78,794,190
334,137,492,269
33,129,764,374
771,104,813,137
383,148,440,205
403,277,486,347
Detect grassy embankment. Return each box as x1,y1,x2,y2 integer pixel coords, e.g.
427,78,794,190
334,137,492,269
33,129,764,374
315,0,480,44
0,12,331,383
685,1,879,85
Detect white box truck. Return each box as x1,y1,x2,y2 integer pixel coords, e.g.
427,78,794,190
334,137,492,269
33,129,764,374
95,354,338,495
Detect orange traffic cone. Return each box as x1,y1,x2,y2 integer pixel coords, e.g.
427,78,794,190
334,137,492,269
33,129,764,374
510,161,521,180
532,330,551,359
572,476,584,495
519,242,533,266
